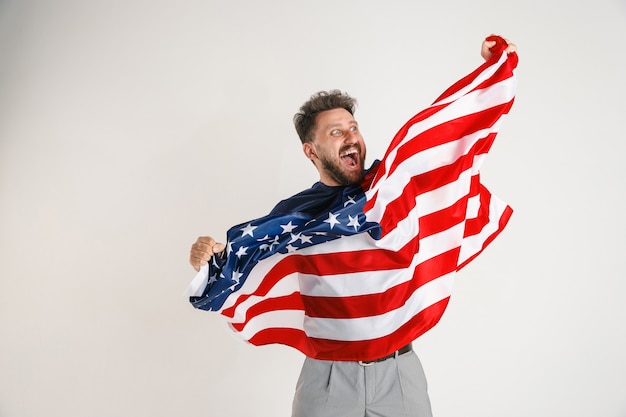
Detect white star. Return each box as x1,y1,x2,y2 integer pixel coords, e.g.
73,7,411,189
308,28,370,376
268,235,280,250
257,234,270,241
280,221,297,234
288,233,300,244
324,212,341,229
208,274,218,284
235,246,248,258
240,223,257,238
226,241,233,255
286,244,298,253
347,215,360,231
344,195,357,206
260,236,277,251
231,270,243,285
299,234,313,244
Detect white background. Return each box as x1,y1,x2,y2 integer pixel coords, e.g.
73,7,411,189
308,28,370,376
1,1,625,416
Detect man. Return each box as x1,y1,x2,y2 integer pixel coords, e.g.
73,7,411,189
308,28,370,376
189,36,516,417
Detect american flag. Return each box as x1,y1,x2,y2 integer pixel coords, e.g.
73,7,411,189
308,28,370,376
188,43,517,361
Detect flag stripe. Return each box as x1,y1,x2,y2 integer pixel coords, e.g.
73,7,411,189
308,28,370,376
364,99,514,231
246,297,452,361
368,53,515,194
226,220,466,333
300,250,458,318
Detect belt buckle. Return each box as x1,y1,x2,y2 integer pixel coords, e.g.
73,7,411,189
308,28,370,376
358,348,401,366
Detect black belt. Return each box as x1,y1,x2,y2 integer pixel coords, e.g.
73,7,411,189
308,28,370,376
358,343,413,366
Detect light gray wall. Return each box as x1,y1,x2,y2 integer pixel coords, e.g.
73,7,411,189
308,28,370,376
1,1,625,416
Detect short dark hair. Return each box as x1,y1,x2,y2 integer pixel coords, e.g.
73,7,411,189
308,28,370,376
293,90,357,144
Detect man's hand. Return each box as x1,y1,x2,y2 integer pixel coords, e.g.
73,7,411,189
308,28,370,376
189,236,225,272
481,35,517,61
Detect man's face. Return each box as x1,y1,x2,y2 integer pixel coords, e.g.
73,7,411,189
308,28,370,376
304,108,367,186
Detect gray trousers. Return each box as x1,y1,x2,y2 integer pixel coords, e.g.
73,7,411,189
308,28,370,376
291,351,433,417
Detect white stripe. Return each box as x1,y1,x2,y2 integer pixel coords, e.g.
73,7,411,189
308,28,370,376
236,309,306,340
236,272,455,342
466,192,480,219
217,254,289,312
369,167,473,251
366,120,504,224
298,267,404,298
369,76,515,198
222,273,300,322
432,52,509,106
185,263,210,297
302,272,455,341
221,234,379,317
220,234,378,308
458,193,509,265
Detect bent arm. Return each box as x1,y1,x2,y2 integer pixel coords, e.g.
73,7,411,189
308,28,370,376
189,236,225,271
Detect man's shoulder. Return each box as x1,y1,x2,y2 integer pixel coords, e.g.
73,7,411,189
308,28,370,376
270,161,380,217
269,182,344,216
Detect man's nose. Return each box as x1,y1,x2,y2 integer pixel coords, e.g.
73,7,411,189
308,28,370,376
344,130,358,143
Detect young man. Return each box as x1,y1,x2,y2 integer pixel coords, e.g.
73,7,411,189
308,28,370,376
189,36,516,417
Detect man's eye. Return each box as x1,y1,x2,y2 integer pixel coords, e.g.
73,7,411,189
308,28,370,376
330,129,341,136
349,126,358,132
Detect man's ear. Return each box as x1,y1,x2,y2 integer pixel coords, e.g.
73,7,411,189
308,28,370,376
302,142,317,161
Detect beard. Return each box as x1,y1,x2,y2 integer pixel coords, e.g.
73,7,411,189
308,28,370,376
318,152,365,186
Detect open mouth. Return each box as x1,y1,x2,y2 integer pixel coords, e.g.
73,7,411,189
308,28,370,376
340,148,360,168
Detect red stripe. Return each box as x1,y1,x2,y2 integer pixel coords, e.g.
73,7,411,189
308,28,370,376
418,196,469,237
248,297,451,361
301,248,459,318
472,55,518,95
368,103,447,193
463,183,492,238
433,52,517,103
222,236,420,317
246,327,313,355
370,56,516,192
227,293,304,329
457,204,513,271
364,103,511,218
385,104,511,180
375,135,493,237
